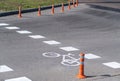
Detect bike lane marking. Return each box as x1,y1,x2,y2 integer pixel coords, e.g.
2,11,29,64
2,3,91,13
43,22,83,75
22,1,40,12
5,77,32,81
61,54,80,66
42,52,61,58
0,65,14,73
59,46,79,51
42,52,103,67
103,62,120,69
4,24,120,69
42,52,80,66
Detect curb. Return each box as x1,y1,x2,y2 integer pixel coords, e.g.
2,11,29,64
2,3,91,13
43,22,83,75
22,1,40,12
0,3,69,17
87,4,120,13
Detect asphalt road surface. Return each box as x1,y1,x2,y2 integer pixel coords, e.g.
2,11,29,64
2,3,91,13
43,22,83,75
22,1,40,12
79,0,120,9
0,4,120,81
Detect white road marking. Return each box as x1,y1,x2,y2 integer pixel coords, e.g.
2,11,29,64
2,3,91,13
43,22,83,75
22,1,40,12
16,30,32,34
0,23,9,26
85,53,101,59
60,46,79,51
0,65,13,73
61,61,80,66
29,35,45,39
5,77,32,81
43,40,61,45
5,27,20,30
61,53,80,66
42,52,61,58
103,62,120,69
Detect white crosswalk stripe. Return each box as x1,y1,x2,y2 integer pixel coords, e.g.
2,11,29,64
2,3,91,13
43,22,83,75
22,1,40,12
5,77,32,81
60,46,79,51
5,27,20,30
43,40,61,45
29,35,45,39
16,30,32,34
85,53,101,59
103,62,120,69
0,23,9,26
0,65,13,73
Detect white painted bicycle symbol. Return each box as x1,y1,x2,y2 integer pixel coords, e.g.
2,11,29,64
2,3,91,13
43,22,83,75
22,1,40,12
42,52,80,66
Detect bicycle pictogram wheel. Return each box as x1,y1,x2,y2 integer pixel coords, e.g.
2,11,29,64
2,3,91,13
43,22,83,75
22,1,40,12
42,52,61,58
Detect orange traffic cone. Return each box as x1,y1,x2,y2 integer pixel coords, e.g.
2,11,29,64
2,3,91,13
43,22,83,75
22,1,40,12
72,0,75,7
38,6,41,16
18,6,22,18
61,3,64,13
76,0,78,7
51,4,54,15
68,2,71,10
76,53,86,79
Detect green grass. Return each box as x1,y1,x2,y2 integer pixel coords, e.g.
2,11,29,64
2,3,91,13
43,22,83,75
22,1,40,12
0,0,68,11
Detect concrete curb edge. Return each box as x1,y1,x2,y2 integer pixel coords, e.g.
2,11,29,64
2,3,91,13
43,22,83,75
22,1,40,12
0,3,69,17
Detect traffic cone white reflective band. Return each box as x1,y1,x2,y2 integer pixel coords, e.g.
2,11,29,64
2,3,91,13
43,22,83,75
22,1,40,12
79,62,84,65
76,52,86,79
80,55,84,58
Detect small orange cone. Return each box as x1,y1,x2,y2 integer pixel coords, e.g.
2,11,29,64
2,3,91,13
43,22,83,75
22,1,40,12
68,2,71,10
18,6,22,18
72,0,75,7
76,52,86,79
61,3,64,13
76,0,78,7
38,6,41,16
51,4,54,15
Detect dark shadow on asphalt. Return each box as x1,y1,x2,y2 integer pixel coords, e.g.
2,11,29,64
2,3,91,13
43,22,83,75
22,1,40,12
86,74,111,78
99,74,111,77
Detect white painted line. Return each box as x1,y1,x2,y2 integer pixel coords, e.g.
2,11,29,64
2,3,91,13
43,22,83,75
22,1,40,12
0,23,9,26
16,30,32,34
5,77,32,81
0,65,13,73
85,53,101,59
103,62,120,69
60,46,79,51
29,35,45,39
43,40,61,45
5,27,20,30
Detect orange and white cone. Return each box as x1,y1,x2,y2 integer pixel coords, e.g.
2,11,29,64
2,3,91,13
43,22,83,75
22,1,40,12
68,2,71,10
72,0,75,7
18,6,22,18
38,6,41,16
51,4,54,15
61,3,64,13
76,52,86,79
76,0,78,7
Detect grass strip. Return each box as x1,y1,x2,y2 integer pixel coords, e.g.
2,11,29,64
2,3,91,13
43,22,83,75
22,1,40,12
0,0,68,11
